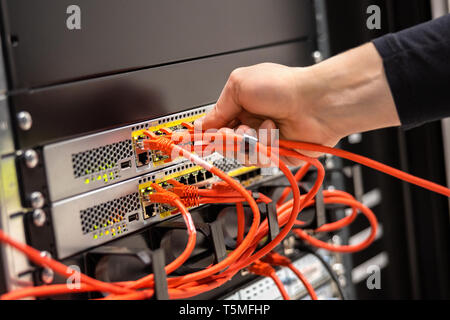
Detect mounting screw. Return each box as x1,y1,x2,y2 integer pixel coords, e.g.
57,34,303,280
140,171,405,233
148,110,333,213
312,51,323,63
348,133,362,144
24,149,39,168
39,251,54,284
40,251,51,259
332,262,347,287
17,111,32,131
40,268,54,284
32,209,47,227
30,191,45,209
332,235,342,246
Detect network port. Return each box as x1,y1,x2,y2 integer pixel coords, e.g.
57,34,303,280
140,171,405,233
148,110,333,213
151,150,169,163
204,171,213,180
143,202,158,220
137,151,150,167
188,173,197,185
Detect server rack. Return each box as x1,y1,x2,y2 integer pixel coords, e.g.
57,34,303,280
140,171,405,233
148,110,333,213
0,0,357,300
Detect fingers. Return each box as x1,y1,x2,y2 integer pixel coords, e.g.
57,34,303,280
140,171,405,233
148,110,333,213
258,119,277,147
195,69,243,131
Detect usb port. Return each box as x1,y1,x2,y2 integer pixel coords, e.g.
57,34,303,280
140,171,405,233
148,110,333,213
128,213,139,222
120,160,131,170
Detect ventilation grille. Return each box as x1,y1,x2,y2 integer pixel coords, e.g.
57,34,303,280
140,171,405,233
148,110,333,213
131,107,208,131
72,140,133,178
80,192,140,234
213,158,242,172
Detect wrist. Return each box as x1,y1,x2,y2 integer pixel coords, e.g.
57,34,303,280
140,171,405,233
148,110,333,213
296,43,400,139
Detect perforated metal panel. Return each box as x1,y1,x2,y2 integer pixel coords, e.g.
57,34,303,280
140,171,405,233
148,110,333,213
130,107,209,132
71,139,133,178
79,192,140,234
213,158,242,172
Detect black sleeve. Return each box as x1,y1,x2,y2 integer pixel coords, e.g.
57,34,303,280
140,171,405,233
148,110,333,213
372,14,450,129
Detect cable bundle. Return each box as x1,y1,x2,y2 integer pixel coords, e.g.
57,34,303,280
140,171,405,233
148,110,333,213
0,128,449,300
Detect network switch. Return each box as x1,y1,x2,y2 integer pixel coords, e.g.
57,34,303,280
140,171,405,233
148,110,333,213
44,105,213,202
51,153,275,259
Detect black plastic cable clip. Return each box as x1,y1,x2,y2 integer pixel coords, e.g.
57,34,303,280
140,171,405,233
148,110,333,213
313,184,326,229
151,248,169,300
154,219,227,265
208,220,227,264
260,202,280,243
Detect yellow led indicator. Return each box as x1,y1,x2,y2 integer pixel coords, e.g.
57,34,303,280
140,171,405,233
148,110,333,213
94,225,98,230
104,224,107,227
100,232,103,237
105,230,109,235
97,176,102,181
93,235,98,239
112,229,115,233
118,226,121,230
84,179,90,184
112,233,116,237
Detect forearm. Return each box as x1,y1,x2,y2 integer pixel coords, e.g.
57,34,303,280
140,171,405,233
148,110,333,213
297,42,400,139
373,14,450,128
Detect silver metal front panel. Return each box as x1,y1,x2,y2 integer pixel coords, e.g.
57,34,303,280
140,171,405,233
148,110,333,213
51,153,222,259
44,104,213,202
0,31,13,155
0,98,14,156
0,32,34,292
0,156,34,291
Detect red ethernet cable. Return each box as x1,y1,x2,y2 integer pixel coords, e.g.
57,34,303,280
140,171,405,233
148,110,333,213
262,252,317,300
236,202,245,246
1,128,449,300
248,260,290,300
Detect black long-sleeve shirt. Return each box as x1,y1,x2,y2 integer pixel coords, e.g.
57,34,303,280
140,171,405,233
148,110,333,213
372,14,450,129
